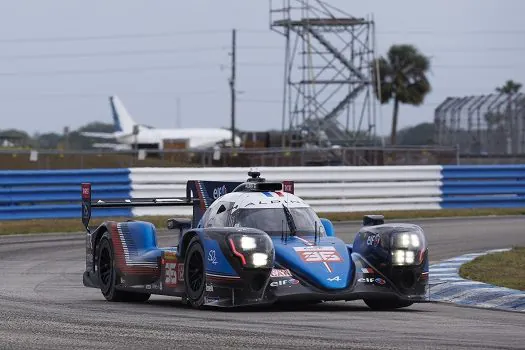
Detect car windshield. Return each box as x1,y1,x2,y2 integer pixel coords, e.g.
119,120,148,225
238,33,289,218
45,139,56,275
232,207,325,237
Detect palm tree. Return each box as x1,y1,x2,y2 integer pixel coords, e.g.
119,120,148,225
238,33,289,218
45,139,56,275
495,80,522,154
371,44,432,145
496,80,522,95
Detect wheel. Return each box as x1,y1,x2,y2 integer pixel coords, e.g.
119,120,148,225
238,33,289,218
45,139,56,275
184,236,206,308
363,298,413,310
97,232,151,303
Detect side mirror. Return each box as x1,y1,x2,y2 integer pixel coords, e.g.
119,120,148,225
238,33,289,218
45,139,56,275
363,215,385,226
167,218,192,237
320,218,335,237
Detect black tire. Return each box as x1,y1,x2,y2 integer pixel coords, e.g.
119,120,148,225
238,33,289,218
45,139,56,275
364,298,413,310
97,232,151,303
184,236,206,309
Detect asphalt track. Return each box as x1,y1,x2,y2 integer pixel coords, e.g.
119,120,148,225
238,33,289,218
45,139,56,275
1,217,524,349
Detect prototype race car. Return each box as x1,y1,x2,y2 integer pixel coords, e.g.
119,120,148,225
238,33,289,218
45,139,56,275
81,171,429,310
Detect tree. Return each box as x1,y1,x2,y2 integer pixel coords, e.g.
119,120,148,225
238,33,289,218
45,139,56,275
496,80,522,95
371,44,432,145
397,122,435,145
494,80,522,154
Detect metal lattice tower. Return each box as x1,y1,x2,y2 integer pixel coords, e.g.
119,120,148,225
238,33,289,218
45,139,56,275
270,0,377,147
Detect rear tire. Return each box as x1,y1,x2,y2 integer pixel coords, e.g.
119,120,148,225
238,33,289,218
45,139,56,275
97,232,151,303
364,298,413,310
184,236,206,309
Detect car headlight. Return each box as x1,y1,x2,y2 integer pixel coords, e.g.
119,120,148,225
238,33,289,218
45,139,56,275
392,249,416,265
240,236,257,250
394,232,421,249
228,233,273,268
391,229,426,266
251,253,269,267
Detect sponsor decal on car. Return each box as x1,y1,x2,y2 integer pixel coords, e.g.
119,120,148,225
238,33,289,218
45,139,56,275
178,264,184,282
163,252,179,288
270,268,292,277
361,267,374,274
374,277,386,285
358,277,375,283
327,276,341,282
205,296,220,304
206,283,214,292
294,246,342,273
358,277,387,286
366,233,381,247
145,281,161,290
270,279,300,287
294,246,342,262
212,185,227,199
208,250,219,265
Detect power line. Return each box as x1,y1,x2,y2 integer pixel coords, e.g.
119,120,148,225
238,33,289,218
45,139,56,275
377,29,525,35
0,62,521,78
241,28,525,35
0,28,523,45
0,63,223,77
1,46,525,61
0,30,232,44
0,91,222,98
237,98,447,108
0,47,229,61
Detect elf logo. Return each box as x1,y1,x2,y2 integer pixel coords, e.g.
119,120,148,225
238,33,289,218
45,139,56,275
270,279,300,287
213,185,227,199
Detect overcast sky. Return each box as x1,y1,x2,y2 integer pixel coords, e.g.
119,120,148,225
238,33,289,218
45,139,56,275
0,0,523,137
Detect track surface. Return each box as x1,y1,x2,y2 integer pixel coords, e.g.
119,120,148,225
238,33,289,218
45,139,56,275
1,217,524,349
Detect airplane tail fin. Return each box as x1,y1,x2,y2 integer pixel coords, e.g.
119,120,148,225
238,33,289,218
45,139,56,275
109,96,137,134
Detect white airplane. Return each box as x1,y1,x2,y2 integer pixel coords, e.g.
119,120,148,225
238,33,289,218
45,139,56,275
81,96,239,149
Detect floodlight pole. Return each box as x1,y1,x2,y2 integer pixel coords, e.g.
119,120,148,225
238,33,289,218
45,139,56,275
229,29,237,147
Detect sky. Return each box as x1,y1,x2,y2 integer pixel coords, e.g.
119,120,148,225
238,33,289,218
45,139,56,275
0,0,523,137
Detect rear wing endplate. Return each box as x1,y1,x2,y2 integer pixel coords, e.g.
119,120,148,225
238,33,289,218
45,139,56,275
81,182,196,232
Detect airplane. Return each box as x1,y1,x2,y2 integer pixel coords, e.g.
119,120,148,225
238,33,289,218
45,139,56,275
81,96,240,150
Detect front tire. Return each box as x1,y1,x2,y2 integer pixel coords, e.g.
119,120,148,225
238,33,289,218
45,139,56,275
364,298,413,310
97,232,151,303
184,236,206,309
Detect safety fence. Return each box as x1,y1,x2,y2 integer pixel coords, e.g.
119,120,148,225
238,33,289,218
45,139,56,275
0,165,523,220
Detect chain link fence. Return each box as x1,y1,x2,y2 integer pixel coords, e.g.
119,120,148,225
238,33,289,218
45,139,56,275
0,146,462,170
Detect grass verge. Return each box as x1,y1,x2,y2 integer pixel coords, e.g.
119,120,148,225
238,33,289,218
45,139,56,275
0,208,523,235
459,247,525,291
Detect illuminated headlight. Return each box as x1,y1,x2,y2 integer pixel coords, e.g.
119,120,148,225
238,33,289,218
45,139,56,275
240,236,257,250
392,249,416,265
391,228,426,266
252,253,268,267
228,233,274,268
395,233,421,248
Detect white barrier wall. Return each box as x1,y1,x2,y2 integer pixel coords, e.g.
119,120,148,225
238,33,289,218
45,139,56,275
130,166,443,216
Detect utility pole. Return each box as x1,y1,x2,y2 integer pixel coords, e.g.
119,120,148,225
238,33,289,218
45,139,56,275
176,97,181,128
229,29,237,147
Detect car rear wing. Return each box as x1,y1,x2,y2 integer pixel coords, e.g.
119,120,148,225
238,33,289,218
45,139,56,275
81,178,295,232
81,182,198,232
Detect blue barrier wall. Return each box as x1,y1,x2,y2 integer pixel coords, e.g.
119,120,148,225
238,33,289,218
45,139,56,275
0,165,524,221
441,165,525,209
0,169,132,220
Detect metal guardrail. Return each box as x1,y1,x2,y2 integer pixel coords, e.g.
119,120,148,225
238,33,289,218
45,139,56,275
441,165,525,209
0,165,523,220
0,169,132,220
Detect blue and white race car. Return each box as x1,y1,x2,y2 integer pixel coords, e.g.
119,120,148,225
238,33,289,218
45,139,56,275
81,171,429,309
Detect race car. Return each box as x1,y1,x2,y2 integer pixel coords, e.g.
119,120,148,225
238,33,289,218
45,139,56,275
81,171,429,310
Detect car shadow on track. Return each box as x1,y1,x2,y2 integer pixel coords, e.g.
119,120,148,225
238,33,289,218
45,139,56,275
143,297,425,313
